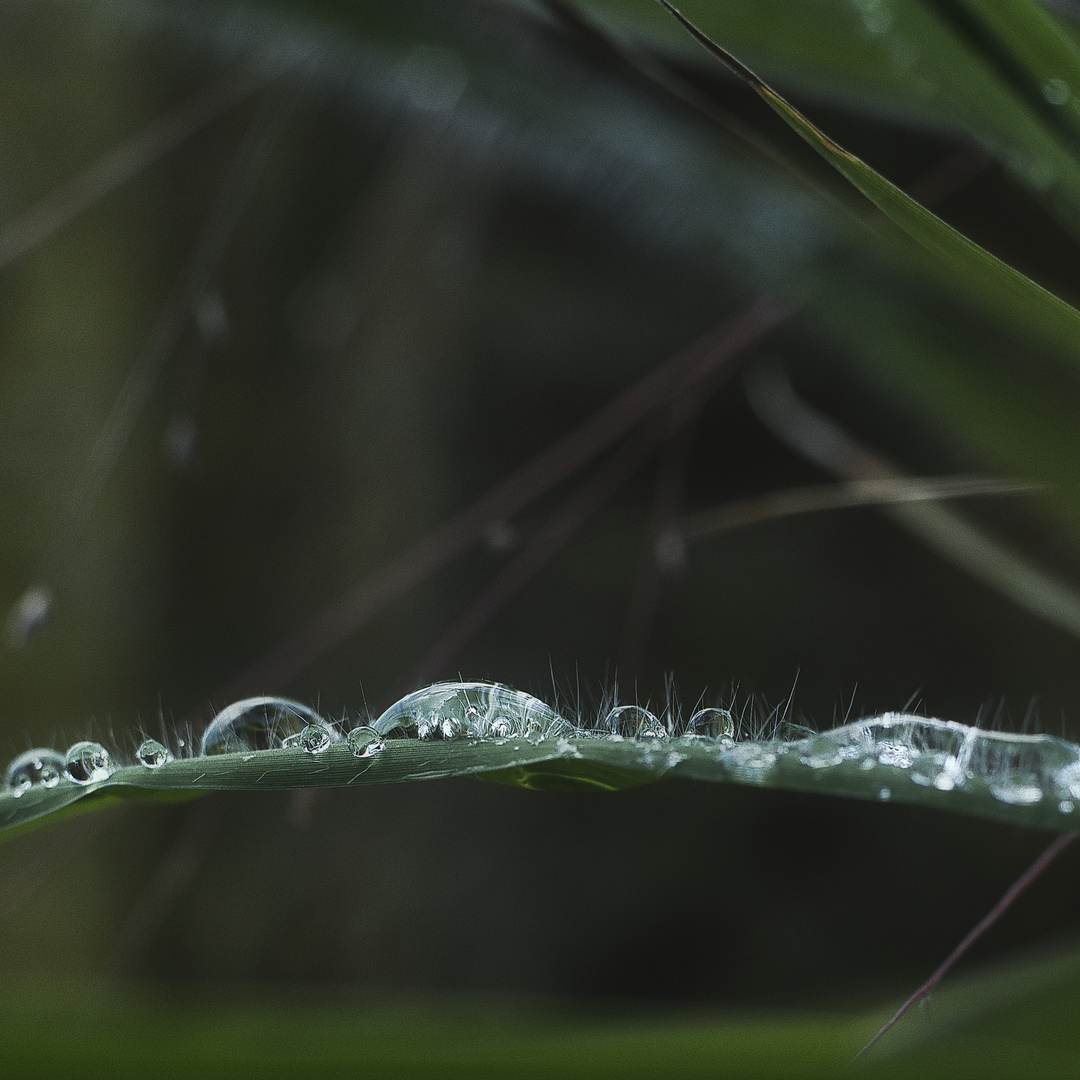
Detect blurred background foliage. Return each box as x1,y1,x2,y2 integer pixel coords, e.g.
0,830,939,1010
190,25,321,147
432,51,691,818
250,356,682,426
4,0,1080,1070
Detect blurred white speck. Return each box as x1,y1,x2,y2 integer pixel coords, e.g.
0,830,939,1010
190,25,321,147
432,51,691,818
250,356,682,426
398,44,467,114
164,415,199,469
5,584,53,647
194,290,230,345
1043,77,1070,106
484,520,517,553
654,528,686,575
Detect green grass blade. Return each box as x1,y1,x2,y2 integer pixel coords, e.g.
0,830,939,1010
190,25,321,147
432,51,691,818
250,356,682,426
5,685,1080,837
656,1,1080,363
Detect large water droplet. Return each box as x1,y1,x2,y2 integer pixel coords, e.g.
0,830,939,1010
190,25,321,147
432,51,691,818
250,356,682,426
200,697,331,756
6,748,65,796
683,708,734,740
604,706,665,739
64,741,113,785
283,724,333,754
374,682,567,742
347,726,385,758
136,739,171,769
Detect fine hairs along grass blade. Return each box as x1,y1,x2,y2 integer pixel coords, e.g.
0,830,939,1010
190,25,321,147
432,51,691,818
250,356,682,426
7,682,1080,836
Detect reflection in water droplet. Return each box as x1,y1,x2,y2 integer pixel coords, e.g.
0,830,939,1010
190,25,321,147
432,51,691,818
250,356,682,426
64,741,113,785
374,682,566,742
347,727,385,758
604,706,665,739
722,743,777,777
1043,77,1070,106
683,708,734,740
283,724,333,754
200,697,330,755
909,752,960,791
6,748,66,795
798,735,844,769
137,739,171,769
989,776,1043,806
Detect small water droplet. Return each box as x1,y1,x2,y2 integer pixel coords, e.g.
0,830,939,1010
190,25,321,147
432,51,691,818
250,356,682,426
6,748,66,794
798,735,844,769
1059,799,1074,814
282,724,333,754
909,752,960,791
347,726,385,758
604,706,665,739
136,739,171,769
989,776,1043,806
683,708,734,740
878,787,891,800
1053,761,1080,800
876,741,916,769
1043,77,1070,106
200,697,331,755
64,741,113,785
722,743,777,777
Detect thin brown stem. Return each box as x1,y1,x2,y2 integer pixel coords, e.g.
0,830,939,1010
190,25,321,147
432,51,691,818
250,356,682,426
855,830,1077,1059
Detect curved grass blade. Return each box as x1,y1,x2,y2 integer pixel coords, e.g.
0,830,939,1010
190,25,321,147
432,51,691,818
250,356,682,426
656,0,1080,366
5,683,1080,838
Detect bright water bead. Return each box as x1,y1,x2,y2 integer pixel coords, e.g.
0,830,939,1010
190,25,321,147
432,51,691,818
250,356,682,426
64,740,113,785
372,682,572,741
785,713,1080,808
603,705,665,739
136,738,171,769
200,697,337,756
346,726,385,758
5,747,65,797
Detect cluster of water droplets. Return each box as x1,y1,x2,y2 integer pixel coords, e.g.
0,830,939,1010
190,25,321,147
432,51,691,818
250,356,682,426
5,685,1080,818
786,713,1080,811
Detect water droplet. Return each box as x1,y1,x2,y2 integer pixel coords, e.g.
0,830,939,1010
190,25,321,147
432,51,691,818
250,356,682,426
722,743,777,778
1043,77,1070,106
136,739,171,769
374,682,566,742
878,787,891,800
6,748,65,794
683,708,734,740
283,724,333,754
347,726,385,758
1059,800,1074,814
200,697,330,755
64,741,113,785
798,735,844,769
908,751,962,791
876,740,916,769
1053,761,1080,800
604,706,665,739
989,776,1043,806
